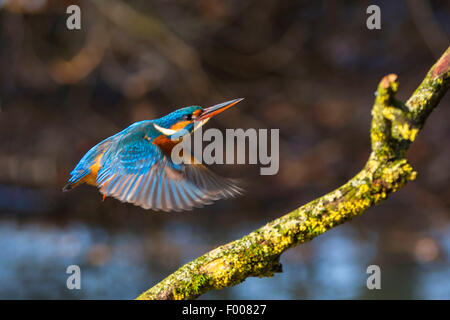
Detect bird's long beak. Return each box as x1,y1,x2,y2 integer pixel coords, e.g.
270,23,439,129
198,98,244,121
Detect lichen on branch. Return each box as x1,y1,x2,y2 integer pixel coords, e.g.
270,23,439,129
136,47,450,300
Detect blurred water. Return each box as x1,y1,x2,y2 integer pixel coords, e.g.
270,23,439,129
0,218,448,299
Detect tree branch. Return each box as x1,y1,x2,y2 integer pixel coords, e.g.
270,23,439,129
137,47,450,300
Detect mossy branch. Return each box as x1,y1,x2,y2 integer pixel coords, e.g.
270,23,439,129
137,47,450,300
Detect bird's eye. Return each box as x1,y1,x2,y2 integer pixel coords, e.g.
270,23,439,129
184,114,193,121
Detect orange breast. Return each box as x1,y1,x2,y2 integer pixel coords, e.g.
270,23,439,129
152,135,179,156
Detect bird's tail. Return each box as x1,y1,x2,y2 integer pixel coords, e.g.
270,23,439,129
63,137,113,192
62,183,75,192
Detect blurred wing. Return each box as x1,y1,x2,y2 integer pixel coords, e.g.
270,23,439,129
96,134,242,212
185,164,243,199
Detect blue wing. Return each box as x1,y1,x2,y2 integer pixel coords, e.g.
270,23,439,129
95,128,242,212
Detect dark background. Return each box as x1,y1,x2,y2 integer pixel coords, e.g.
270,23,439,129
0,0,449,299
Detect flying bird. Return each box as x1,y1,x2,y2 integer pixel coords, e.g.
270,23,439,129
63,98,244,212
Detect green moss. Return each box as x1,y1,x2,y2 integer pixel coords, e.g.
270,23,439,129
171,273,211,300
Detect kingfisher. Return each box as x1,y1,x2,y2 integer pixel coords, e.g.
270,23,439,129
63,98,244,212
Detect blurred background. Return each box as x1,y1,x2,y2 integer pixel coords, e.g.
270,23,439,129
0,0,449,299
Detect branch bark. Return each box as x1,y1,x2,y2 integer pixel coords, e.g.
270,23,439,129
137,47,450,300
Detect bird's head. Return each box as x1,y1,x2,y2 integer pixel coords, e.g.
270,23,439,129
153,98,244,140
